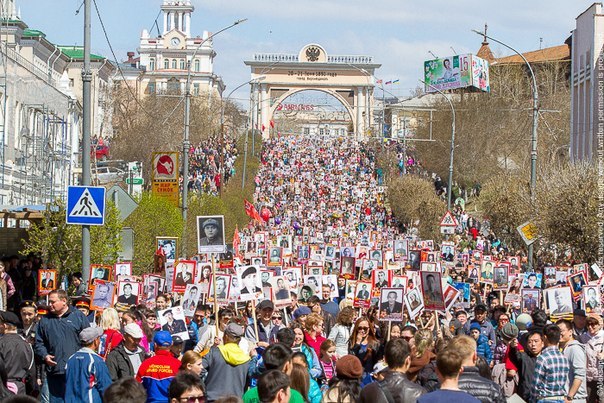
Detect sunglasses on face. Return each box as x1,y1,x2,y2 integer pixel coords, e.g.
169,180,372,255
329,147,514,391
272,316,282,320
179,396,205,403
357,326,369,331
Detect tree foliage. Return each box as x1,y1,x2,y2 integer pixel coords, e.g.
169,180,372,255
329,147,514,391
479,162,599,264
22,200,123,278
123,192,183,274
388,175,445,241
413,62,570,187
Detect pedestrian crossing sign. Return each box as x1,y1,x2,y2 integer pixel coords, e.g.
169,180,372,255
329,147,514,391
439,211,458,227
66,186,106,225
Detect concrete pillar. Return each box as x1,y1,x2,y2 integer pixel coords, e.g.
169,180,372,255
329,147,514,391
260,84,270,139
185,13,191,36
163,12,168,34
170,12,175,32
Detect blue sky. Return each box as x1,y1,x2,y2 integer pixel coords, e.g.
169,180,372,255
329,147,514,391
19,0,596,105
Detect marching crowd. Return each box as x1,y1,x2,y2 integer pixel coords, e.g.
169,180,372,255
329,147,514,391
0,134,601,403
185,136,239,195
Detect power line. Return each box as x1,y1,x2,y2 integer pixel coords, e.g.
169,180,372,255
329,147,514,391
92,0,155,119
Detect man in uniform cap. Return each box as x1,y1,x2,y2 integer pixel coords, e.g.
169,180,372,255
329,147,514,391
0,310,34,394
65,327,112,402
202,322,251,401
200,218,223,246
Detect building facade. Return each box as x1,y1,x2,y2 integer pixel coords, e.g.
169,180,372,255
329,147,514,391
116,0,224,98
570,2,604,162
0,2,114,205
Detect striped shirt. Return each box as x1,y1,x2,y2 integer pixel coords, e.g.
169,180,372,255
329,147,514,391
530,346,570,402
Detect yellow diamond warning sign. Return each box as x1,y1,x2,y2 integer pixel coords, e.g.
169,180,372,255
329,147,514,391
517,221,538,246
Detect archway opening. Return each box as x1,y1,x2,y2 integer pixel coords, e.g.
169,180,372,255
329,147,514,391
270,89,353,138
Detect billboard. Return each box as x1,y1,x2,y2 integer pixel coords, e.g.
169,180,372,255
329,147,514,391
152,152,179,206
424,54,490,93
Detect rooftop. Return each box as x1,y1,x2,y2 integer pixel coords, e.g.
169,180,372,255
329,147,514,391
22,28,45,38
58,46,105,61
494,44,570,64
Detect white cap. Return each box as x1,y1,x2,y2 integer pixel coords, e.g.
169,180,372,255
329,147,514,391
123,323,144,339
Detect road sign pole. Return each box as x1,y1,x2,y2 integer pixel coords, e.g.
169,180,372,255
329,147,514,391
81,0,92,284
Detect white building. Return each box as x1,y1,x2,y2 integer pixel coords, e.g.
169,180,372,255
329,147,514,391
570,2,604,162
0,1,114,205
117,0,224,98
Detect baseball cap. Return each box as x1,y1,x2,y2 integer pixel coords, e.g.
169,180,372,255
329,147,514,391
123,323,144,339
79,327,103,344
293,306,311,319
171,335,184,346
573,308,586,318
257,299,274,311
224,322,244,338
153,330,173,347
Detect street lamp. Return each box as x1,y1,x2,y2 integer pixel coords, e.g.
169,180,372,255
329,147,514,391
219,77,265,194
420,80,455,211
181,18,246,259
472,29,539,271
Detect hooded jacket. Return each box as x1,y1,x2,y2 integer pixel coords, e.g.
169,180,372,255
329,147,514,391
33,306,90,375
475,334,493,364
562,339,587,401
106,342,146,381
202,342,250,402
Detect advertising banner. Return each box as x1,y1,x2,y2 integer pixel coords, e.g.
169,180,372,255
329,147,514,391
424,54,489,93
152,151,179,206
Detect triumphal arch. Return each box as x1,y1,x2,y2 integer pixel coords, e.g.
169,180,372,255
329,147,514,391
244,44,380,138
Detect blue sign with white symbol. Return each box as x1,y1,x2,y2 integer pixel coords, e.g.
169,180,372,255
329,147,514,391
66,186,106,225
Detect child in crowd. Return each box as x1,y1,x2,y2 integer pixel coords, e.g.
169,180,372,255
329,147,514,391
319,339,337,383
470,322,493,365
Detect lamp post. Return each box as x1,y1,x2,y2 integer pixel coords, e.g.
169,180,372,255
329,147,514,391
81,0,92,283
219,77,265,195
420,80,455,211
181,19,246,258
472,30,539,271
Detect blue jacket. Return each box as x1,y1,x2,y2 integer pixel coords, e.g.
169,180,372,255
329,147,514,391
65,347,112,403
34,306,90,375
476,334,493,364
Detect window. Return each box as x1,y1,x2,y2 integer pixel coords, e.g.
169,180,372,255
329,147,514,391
167,77,180,94
319,128,324,135
171,59,177,69
304,127,310,135
164,59,169,69
147,82,156,94
149,58,156,71
193,83,200,95
194,59,200,72
180,59,186,70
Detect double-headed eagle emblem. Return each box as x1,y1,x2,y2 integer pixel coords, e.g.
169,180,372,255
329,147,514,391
306,46,321,62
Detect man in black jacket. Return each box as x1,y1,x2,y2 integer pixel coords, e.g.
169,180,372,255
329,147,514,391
448,335,506,403
359,338,425,403
106,323,146,381
508,328,544,402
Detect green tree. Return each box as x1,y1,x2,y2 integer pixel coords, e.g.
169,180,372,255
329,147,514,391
22,200,123,279
123,192,183,274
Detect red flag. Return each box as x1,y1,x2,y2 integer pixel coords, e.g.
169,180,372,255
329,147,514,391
244,199,262,222
270,120,274,128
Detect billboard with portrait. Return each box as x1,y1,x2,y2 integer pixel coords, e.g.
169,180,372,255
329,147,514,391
424,54,490,93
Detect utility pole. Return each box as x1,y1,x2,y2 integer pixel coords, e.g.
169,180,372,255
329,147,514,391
81,0,92,283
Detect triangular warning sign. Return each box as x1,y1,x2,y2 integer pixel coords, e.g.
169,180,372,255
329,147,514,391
439,211,458,227
69,188,102,218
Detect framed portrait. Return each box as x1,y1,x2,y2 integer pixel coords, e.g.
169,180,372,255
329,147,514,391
270,276,291,307
90,264,112,283
404,288,424,319
228,275,240,301
197,215,226,254
237,265,263,301
521,289,540,314
544,287,573,317
353,281,372,309
544,266,557,287
114,262,132,279
584,286,601,314
322,274,339,299
90,280,115,311
277,235,292,252
508,256,520,270
181,284,202,316
143,275,163,306
479,261,494,283
267,247,283,267
522,272,542,289
116,280,139,307
307,265,323,277
372,269,391,289
156,237,178,262
369,250,383,265
391,275,407,291
493,265,509,290
172,260,196,293
379,288,404,321
420,262,437,272
325,244,337,261
440,242,455,262
345,280,357,298
260,270,274,288
38,269,57,295
420,271,445,311
246,241,257,255
443,284,461,310
303,274,322,295
283,268,301,290
567,271,587,300
297,245,310,261
453,282,471,304
340,256,356,279
209,274,231,302
408,250,421,271
158,306,189,340
198,263,212,283
340,246,355,259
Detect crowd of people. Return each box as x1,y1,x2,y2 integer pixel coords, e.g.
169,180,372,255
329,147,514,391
0,133,601,403
186,136,239,195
